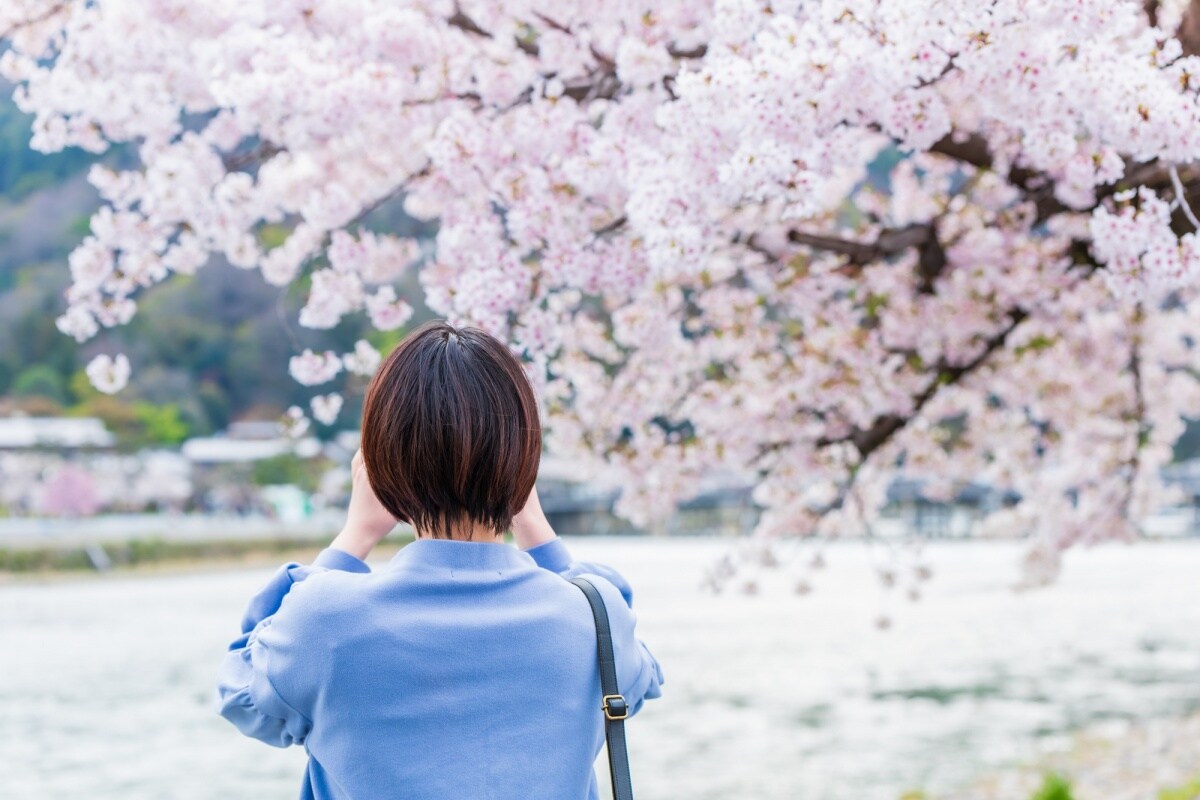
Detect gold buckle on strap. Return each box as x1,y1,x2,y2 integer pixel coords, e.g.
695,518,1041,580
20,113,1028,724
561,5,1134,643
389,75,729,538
602,694,629,720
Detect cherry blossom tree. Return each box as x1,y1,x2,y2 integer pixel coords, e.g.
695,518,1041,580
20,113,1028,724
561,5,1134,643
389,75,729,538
4,0,1200,583
36,462,100,517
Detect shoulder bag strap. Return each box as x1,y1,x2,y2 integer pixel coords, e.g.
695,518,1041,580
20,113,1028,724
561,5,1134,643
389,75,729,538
569,576,635,800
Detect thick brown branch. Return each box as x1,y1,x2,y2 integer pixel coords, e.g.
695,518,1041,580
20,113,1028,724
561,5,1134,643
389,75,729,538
915,223,946,293
446,9,491,38
592,214,627,237
222,141,283,172
930,134,1041,191
753,307,1032,467
820,309,1030,459
930,131,1200,227
561,71,621,102
668,44,708,59
928,133,993,171
786,222,931,264
1179,0,1200,54
929,133,1071,220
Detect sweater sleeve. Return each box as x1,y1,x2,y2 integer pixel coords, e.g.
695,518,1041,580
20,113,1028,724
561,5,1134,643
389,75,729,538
524,537,665,716
215,547,370,747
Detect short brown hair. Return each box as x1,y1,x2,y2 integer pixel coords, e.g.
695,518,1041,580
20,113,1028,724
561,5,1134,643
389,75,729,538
360,320,541,538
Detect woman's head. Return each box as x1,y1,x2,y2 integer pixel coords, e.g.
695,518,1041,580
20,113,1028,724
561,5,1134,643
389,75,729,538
360,320,541,539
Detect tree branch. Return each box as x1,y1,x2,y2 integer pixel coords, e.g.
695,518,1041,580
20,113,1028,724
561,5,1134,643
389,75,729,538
445,8,491,38
222,141,284,172
1120,305,1147,524
915,222,947,293
753,306,1032,469
785,222,932,264
668,44,708,59
0,1,71,41
929,131,1200,229
1169,164,1200,229
447,7,538,56
592,214,627,237
1178,0,1200,54
821,309,1030,459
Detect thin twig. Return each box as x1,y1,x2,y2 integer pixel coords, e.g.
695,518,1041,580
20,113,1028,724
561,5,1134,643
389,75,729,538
1121,304,1148,536
1169,164,1200,229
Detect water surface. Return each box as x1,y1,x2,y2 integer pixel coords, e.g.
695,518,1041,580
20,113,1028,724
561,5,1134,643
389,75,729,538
3,538,1198,799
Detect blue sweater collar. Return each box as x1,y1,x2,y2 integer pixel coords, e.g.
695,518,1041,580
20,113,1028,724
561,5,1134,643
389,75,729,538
388,539,535,571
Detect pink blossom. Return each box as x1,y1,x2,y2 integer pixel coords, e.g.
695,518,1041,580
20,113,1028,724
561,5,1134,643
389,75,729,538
310,393,344,426
288,349,342,386
37,464,101,518
282,405,310,439
56,305,100,343
365,286,414,331
5,0,1200,585
299,269,364,329
342,339,382,377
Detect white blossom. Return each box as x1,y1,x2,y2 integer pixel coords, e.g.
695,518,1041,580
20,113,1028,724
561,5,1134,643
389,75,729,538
342,339,382,377
85,353,131,394
310,393,344,426
288,349,343,386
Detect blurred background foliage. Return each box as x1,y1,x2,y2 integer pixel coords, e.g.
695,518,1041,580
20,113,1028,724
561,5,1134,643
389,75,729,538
0,83,431,449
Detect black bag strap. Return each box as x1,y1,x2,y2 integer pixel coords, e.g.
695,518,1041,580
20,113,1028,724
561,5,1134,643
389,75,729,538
569,576,635,800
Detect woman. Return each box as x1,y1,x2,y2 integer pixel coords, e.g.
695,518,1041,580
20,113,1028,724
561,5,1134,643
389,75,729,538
216,320,664,799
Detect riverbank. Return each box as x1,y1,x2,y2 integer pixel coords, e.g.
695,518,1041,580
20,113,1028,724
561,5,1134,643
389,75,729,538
0,535,410,579
944,711,1200,799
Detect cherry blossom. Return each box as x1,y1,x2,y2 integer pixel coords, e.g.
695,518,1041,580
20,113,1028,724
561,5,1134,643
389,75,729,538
364,286,414,331
85,353,131,395
5,0,1200,583
310,393,344,426
342,339,382,377
281,406,311,439
287,349,343,386
0,452,194,515
36,463,101,517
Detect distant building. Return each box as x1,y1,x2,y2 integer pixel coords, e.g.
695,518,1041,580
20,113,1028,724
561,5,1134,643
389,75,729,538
226,420,286,440
181,435,321,464
0,416,115,450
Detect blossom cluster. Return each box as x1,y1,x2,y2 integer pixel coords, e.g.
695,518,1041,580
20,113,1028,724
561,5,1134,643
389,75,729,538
4,0,1200,581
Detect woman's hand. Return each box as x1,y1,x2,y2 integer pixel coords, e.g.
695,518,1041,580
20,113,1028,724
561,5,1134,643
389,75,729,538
329,449,397,561
511,484,557,551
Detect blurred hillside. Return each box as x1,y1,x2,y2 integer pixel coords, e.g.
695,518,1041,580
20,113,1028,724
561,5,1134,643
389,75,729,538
0,87,434,448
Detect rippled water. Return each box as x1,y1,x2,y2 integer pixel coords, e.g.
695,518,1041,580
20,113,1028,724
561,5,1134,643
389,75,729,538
3,538,1200,799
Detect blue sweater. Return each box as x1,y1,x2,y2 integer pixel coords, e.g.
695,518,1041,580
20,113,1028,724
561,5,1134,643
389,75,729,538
216,538,664,799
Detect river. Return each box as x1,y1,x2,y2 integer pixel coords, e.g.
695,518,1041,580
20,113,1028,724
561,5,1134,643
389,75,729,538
3,538,1199,799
